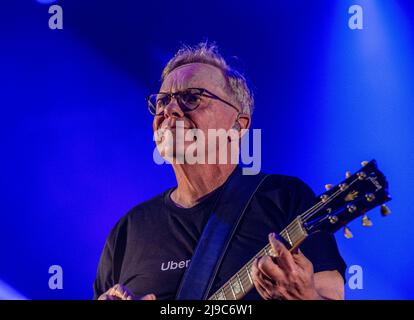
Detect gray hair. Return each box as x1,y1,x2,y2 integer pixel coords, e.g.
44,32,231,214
161,42,254,115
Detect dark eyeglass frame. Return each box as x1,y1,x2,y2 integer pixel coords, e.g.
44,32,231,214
146,87,240,116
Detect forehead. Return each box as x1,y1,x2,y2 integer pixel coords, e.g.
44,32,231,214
160,63,227,93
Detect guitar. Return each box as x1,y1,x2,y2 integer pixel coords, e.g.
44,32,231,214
208,159,391,300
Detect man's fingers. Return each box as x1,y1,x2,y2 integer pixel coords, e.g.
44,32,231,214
140,293,156,300
256,255,285,284
112,284,129,299
98,285,155,300
108,284,135,300
268,233,296,272
251,259,273,300
99,287,118,300
98,293,117,300
293,248,313,273
255,259,276,287
255,281,272,300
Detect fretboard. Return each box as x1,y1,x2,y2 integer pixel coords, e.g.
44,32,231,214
207,216,308,300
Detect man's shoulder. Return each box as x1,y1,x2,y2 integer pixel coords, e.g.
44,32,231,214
107,188,173,239
124,188,174,221
131,189,172,213
251,173,316,220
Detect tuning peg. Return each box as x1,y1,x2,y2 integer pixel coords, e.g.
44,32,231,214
365,193,375,202
325,184,333,191
344,226,353,239
345,191,358,202
345,171,351,178
361,161,369,167
380,204,391,217
347,204,357,213
362,215,373,227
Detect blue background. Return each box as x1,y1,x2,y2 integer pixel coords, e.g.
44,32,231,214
1,0,413,299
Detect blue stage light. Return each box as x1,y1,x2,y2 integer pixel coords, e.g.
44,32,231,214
36,0,57,4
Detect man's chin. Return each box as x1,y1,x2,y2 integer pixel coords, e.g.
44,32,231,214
158,147,185,164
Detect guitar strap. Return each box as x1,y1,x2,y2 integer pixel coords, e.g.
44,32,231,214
175,166,269,300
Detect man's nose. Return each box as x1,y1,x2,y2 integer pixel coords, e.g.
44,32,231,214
163,98,185,119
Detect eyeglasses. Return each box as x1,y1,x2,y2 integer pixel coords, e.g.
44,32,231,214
146,87,240,116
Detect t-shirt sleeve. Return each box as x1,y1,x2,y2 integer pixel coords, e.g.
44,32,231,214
92,222,121,299
93,238,114,299
287,177,347,282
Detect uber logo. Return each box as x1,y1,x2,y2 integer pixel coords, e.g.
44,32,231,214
161,259,191,271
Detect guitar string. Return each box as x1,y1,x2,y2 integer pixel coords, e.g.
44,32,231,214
254,178,356,249
301,177,359,222
266,176,359,244
214,173,369,300
210,186,349,300
210,193,345,300
210,176,362,300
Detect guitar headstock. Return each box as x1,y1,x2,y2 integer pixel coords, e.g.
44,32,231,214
302,160,391,238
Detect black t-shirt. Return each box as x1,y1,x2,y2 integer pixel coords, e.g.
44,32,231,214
93,172,347,300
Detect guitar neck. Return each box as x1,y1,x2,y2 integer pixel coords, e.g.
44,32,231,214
207,160,392,300
208,216,308,300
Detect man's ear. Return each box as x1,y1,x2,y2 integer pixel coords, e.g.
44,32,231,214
237,114,251,131
234,114,250,139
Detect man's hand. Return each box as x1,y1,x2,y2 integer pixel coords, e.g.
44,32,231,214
251,233,329,300
98,284,156,300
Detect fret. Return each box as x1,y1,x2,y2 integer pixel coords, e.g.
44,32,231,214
208,220,309,300
292,228,304,245
280,229,289,241
245,264,253,284
287,217,308,248
283,229,294,247
236,273,245,294
216,288,226,300
258,247,267,258
230,276,242,298
230,279,240,299
223,285,232,300
291,228,302,244
229,278,237,299
240,272,251,293
297,217,308,236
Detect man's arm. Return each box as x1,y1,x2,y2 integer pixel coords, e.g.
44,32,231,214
98,284,156,300
251,233,344,300
314,270,344,300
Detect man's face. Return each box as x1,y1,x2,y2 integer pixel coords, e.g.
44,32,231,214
153,63,244,163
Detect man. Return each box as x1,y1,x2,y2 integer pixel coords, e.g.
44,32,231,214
94,42,346,300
